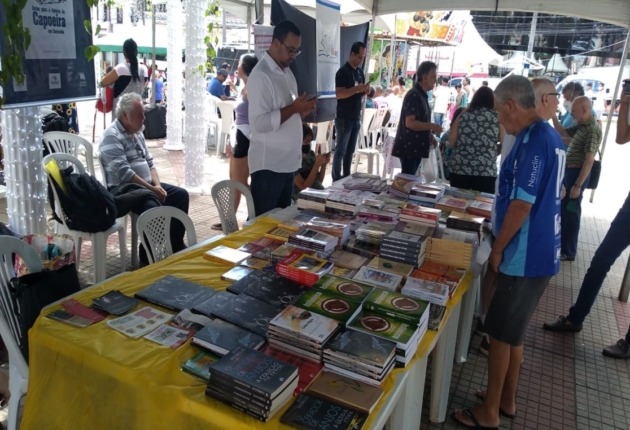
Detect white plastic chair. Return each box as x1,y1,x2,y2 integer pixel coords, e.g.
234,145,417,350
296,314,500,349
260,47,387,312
206,94,222,151
353,108,377,174
42,153,127,284
313,120,333,154
136,207,197,264
355,106,389,176
216,100,236,157
43,131,97,178
211,180,256,235
0,235,43,430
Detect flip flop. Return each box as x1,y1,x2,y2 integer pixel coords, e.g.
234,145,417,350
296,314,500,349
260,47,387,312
452,409,499,430
475,389,518,419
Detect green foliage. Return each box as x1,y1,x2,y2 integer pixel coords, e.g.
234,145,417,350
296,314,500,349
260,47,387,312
0,0,31,104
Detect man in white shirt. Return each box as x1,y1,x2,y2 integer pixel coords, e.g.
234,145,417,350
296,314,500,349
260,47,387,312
433,76,452,126
247,20,317,216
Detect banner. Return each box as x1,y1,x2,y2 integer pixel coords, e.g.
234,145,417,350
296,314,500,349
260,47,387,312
0,0,96,107
253,24,274,60
315,0,339,98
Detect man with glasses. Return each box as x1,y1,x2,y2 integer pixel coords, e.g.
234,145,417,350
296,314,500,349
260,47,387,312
100,93,189,265
332,41,369,181
247,20,317,216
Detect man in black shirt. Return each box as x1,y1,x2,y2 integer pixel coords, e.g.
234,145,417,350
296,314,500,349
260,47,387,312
391,61,442,175
332,41,369,181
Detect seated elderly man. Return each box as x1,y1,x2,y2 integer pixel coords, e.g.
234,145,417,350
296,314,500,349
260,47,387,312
100,92,190,265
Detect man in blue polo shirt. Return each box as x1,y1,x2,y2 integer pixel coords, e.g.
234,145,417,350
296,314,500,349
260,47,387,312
207,69,230,100
453,75,565,429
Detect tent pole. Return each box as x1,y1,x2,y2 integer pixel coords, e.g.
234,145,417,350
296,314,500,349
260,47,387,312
388,14,396,88
151,4,157,105
590,28,630,203
364,0,378,84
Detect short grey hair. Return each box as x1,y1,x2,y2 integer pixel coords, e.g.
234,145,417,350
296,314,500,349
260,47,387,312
494,75,536,109
531,77,556,104
116,93,143,120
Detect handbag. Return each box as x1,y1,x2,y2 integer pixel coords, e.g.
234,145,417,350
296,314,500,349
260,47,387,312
7,264,81,362
586,151,602,190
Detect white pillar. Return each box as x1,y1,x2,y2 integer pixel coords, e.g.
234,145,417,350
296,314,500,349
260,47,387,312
163,0,184,151
182,0,206,193
2,107,47,234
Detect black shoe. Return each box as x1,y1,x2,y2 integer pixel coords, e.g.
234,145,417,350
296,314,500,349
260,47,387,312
211,222,223,231
543,315,582,332
603,339,630,358
560,254,575,262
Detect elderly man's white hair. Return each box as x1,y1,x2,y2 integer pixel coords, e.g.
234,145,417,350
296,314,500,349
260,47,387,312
494,75,536,109
116,93,143,120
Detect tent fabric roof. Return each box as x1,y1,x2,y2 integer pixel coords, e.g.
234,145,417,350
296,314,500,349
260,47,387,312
545,53,569,73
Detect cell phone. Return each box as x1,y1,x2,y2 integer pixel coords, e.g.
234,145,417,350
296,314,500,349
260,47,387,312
623,80,630,95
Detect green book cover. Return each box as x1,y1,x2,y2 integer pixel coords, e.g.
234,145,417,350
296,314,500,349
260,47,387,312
181,351,220,381
295,289,362,324
348,310,419,349
363,288,429,325
314,275,373,301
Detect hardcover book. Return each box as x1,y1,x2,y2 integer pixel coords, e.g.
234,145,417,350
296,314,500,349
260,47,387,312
193,318,266,356
269,305,339,345
324,328,396,368
203,245,251,265
352,266,403,291
135,275,216,311
306,371,384,414
281,393,367,430
363,288,430,326
92,290,139,315
182,351,220,381
227,270,303,309
295,289,362,324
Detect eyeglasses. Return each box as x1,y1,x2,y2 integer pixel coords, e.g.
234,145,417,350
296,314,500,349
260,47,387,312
545,92,561,97
281,40,302,57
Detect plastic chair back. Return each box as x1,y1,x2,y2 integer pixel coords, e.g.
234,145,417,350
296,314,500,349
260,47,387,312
211,180,255,235
136,207,197,264
43,131,96,177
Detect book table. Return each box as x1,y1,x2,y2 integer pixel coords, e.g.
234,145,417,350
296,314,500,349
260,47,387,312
21,217,473,429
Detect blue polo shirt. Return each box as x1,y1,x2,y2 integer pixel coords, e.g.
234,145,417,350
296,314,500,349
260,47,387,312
207,77,224,98
495,120,565,277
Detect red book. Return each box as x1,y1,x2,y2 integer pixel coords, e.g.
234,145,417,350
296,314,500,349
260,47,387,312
262,345,324,395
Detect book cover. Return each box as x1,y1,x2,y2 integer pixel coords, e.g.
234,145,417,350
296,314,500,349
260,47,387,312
46,309,98,327
107,306,172,338
352,266,403,291
264,226,295,242
382,230,427,249
281,393,367,430
394,221,435,237
367,257,414,278
343,237,380,259
329,250,368,270
428,304,447,331
239,257,272,270
315,275,374,301
249,237,285,259
193,318,266,356
135,275,216,311
324,328,396,368
263,345,324,395
61,298,107,323
269,305,339,344
220,265,254,282
92,290,139,315
182,351,220,381
306,371,384,414
191,291,237,318
144,309,212,348
295,289,362,324
203,245,251,265
227,270,303,309
363,288,429,325
209,346,299,399
347,310,419,349
330,267,358,280
211,293,282,337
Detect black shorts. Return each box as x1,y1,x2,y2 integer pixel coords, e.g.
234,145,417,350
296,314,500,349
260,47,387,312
485,273,550,346
232,129,250,159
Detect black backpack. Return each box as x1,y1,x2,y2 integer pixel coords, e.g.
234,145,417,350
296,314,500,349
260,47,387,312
48,166,118,232
41,112,70,156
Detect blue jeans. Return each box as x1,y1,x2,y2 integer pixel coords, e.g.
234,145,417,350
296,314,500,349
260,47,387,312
561,167,590,258
250,170,294,216
399,156,422,175
434,112,445,126
332,118,361,181
567,191,630,326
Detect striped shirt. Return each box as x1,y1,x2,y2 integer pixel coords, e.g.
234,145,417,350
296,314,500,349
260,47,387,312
99,119,154,186
565,118,601,167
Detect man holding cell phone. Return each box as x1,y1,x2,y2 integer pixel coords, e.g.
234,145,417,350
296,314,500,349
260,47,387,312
332,41,369,182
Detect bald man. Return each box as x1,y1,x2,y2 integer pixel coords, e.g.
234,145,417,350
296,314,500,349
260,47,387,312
552,96,602,261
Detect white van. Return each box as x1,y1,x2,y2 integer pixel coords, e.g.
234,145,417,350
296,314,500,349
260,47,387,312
556,66,630,104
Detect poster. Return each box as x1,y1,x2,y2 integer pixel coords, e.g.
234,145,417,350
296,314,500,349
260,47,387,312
253,24,273,60
315,0,339,98
23,0,76,60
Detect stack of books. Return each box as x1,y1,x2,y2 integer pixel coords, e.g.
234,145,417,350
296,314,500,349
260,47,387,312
342,175,388,193
343,237,380,259
380,230,429,267
262,345,324,395
353,266,403,292
288,227,338,256
367,256,414,279
294,288,363,325
268,305,340,362
388,173,420,199
443,185,478,200
206,346,299,422
466,197,493,219
446,211,485,234
203,245,251,266
355,221,395,246
325,190,367,216
426,227,477,270
297,188,330,213
304,218,351,246
401,277,450,306
237,237,284,260
435,195,471,213
348,288,430,365
323,328,396,387
264,226,294,243
398,203,441,227
356,205,399,223
410,261,466,300
407,183,445,206
276,249,334,287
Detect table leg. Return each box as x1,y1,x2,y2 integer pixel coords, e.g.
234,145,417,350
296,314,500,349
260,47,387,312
430,301,462,422
386,356,427,430
455,274,479,363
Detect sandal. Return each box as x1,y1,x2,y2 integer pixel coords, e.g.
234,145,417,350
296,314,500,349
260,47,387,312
452,409,499,430
475,389,518,419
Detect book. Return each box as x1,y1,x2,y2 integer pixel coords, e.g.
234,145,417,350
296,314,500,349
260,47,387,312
192,318,266,356
435,195,471,212
227,270,303,309
295,289,362,324
135,275,216,311
107,306,172,338
466,199,493,219
306,371,384,414
363,288,430,326
247,237,285,260
203,245,250,265
401,277,450,306
59,298,107,324
446,211,485,233
394,221,435,237
330,267,358,280
343,237,380,259
269,305,339,345
208,346,299,400
46,309,99,328
288,228,339,252
281,393,367,430
347,310,419,350
239,257,272,270
328,249,368,270
352,266,403,291
324,329,396,369
220,265,254,282
263,345,324,395
209,293,282,337
381,230,428,250
428,304,447,331
389,173,419,195
182,351,220,381
92,290,138,315
144,309,212,348
276,250,334,287
367,257,414,278
264,226,295,242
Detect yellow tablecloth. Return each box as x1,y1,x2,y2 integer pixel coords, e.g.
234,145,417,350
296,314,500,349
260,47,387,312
21,217,470,429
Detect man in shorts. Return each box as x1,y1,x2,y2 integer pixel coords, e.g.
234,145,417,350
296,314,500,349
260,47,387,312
453,75,565,429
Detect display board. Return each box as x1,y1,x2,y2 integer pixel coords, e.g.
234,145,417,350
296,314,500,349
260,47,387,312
0,0,96,108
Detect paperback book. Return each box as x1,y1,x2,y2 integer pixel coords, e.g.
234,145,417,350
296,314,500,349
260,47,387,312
347,310,420,351
134,275,216,311
269,305,339,345
328,249,368,270
352,266,403,291
314,275,374,302
209,293,282,337
295,289,362,324
323,328,397,370
263,345,324,395
281,393,367,430
363,288,430,326
203,245,251,265
144,309,212,348
227,270,303,309
306,371,384,414
182,351,220,381
92,290,138,315
193,318,266,356
107,306,172,338
276,250,334,287
367,256,414,278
